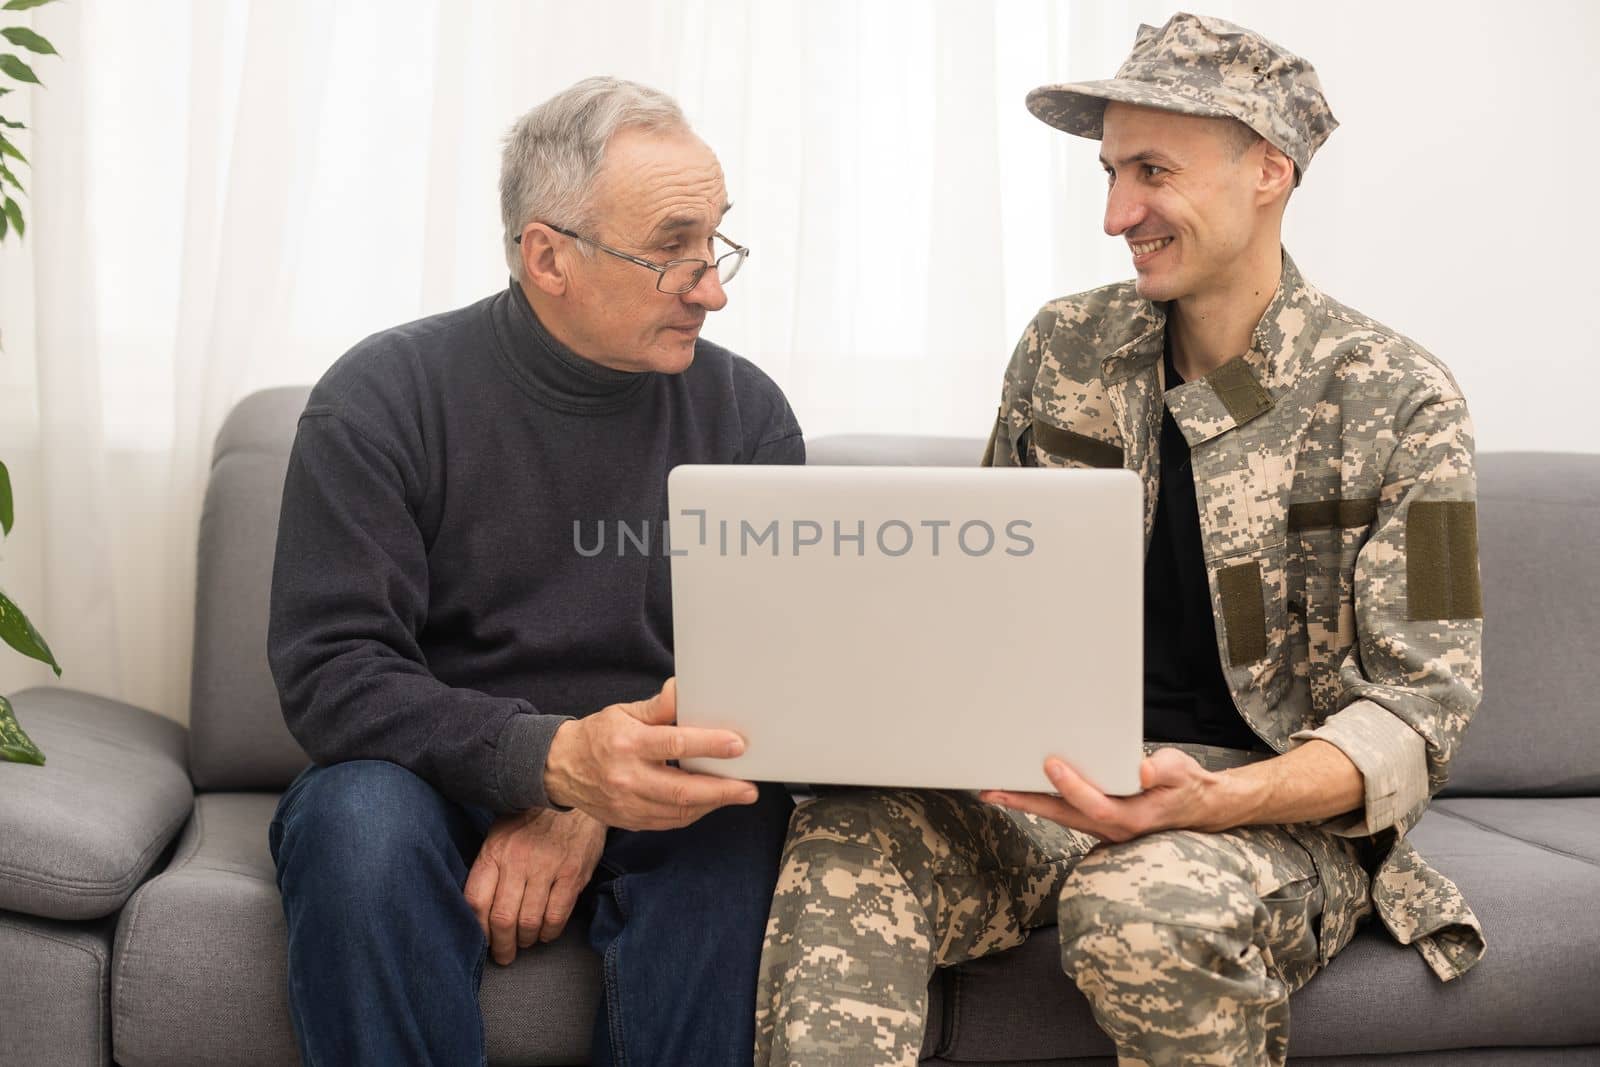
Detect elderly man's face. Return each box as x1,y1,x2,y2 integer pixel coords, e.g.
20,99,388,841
561,128,731,373
1098,102,1272,304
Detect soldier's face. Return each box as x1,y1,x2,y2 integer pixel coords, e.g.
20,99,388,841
559,128,731,374
1099,103,1267,303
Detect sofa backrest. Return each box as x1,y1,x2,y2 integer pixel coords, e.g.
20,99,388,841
1442,453,1600,796
804,434,986,468
188,393,1597,798
187,387,313,791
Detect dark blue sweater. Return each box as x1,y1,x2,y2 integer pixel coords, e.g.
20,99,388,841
268,282,804,812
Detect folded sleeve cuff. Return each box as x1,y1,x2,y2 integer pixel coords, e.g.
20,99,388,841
1291,699,1428,837
492,712,573,813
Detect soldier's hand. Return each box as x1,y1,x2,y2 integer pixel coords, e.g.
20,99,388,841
464,806,607,966
980,748,1221,843
543,678,759,831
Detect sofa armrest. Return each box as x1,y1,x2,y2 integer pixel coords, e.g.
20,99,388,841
0,688,194,920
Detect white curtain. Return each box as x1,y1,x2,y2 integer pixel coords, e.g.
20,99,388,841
1,0,1596,722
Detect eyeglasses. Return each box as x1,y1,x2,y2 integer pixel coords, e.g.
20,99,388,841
515,224,749,294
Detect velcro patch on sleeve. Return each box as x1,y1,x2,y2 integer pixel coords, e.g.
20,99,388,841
1218,560,1268,665
1406,500,1483,620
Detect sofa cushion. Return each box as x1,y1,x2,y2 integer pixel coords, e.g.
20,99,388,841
187,386,314,793
0,910,116,1067
1442,452,1600,796
1432,797,1600,862
932,805,1600,1061
112,790,946,1065
114,793,595,1067
0,689,192,920
113,792,596,1067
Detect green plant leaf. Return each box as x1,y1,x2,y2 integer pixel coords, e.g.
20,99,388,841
0,160,20,189
0,116,22,128
0,53,39,84
0,588,59,676
0,206,7,239
0,132,24,164
0,459,12,534
0,27,54,55
2,0,60,12
2,196,19,237
0,693,45,765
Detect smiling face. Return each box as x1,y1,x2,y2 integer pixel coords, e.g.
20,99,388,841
529,127,732,374
1099,102,1290,304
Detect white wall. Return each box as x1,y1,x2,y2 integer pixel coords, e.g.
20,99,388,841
369,0,1600,452
1239,0,1598,455
1000,0,1600,455
6,1,1591,447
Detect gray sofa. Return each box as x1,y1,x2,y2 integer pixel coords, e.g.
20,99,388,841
2,386,1596,1066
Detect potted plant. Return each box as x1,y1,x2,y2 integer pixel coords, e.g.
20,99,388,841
0,0,61,766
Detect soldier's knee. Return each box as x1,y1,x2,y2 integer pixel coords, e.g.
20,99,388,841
1056,832,1257,968
785,788,939,860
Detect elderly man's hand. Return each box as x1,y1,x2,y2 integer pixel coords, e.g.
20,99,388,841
981,748,1227,843
464,806,607,967
543,678,759,831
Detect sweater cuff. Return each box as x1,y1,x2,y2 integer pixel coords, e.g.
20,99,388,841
492,712,572,813
1290,699,1428,837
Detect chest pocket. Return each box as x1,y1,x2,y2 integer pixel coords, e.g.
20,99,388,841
1027,418,1124,470
1212,543,1293,709
1286,498,1377,715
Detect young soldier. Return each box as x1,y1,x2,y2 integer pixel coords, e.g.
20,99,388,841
755,14,1484,1066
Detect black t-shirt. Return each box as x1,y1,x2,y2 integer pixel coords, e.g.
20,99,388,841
1142,337,1265,751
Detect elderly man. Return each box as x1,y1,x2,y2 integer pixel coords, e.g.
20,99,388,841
267,77,802,1066
756,14,1484,1066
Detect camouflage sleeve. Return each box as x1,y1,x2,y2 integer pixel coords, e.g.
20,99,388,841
981,308,1049,467
1291,397,1484,838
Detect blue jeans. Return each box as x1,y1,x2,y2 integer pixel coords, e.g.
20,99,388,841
268,759,795,1066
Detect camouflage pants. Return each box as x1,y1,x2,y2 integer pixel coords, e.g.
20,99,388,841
754,785,1369,1067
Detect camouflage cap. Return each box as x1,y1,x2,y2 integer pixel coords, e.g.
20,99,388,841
1026,12,1337,180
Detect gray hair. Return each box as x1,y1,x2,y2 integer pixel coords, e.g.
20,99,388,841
500,76,689,279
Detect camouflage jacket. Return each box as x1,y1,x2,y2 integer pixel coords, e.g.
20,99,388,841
983,251,1485,981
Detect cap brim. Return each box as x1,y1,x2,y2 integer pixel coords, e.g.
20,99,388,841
1026,79,1235,139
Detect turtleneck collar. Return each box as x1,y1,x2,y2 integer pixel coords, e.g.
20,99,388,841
491,279,652,414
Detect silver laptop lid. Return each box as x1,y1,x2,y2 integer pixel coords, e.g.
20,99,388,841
669,464,1144,795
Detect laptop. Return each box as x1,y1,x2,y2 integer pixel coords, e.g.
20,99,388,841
668,464,1144,796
